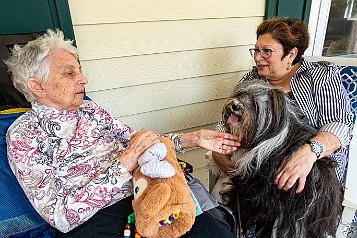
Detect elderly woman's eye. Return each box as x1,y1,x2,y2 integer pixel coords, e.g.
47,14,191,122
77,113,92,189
64,71,75,76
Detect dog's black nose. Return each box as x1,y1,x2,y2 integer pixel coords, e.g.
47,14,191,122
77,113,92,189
231,103,240,111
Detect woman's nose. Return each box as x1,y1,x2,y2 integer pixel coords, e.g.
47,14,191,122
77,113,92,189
254,53,264,61
79,73,88,85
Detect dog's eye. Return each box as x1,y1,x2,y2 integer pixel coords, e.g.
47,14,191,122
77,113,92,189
135,186,139,194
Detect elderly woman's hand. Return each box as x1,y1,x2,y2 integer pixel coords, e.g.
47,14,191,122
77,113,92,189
120,129,160,172
274,144,316,194
181,129,240,154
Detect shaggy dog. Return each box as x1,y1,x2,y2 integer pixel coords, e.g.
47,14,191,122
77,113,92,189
208,80,342,237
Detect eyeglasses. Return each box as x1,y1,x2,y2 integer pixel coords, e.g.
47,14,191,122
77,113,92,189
249,48,275,59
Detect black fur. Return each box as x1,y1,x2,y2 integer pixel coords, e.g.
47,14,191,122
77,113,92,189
221,80,343,237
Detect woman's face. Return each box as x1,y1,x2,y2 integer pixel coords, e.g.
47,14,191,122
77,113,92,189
42,49,88,111
253,33,292,82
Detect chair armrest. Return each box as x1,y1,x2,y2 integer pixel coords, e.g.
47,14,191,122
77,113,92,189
343,123,357,210
216,203,237,237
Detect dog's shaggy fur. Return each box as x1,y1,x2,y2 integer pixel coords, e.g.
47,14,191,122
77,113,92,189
209,80,343,237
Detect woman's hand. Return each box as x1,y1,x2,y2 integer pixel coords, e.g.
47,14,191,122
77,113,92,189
274,132,340,194
119,129,160,172
181,129,240,154
274,144,316,194
212,151,236,175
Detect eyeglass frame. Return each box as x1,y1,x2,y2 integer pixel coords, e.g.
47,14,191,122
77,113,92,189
248,48,278,59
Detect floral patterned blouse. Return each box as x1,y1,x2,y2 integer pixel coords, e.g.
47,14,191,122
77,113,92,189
6,100,136,232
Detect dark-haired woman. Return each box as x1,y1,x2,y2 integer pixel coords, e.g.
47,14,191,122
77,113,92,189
212,17,353,195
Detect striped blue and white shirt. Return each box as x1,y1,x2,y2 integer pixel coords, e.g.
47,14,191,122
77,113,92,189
239,59,354,182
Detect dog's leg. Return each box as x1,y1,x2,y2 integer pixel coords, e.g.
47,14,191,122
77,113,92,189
211,177,225,203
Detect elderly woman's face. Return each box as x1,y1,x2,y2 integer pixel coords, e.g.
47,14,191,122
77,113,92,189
43,50,88,111
253,33,291,81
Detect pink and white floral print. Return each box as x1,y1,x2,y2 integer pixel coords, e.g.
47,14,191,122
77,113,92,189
7,100,135,233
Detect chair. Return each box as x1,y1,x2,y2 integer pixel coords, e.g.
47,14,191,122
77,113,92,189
0,33,56,237
336,65,357,237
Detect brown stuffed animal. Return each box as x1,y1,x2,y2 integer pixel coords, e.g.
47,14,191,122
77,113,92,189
132,137,196,238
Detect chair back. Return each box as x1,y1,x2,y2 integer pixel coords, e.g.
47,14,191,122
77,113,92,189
337,64,357,237
341,65,357,124
0,33,56,237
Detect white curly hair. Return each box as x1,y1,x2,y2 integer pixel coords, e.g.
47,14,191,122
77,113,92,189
5,29,79,102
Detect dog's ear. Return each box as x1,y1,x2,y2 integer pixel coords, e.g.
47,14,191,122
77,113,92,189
269,89,288,133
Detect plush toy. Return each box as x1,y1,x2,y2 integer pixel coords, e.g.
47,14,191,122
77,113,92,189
132,136,196,238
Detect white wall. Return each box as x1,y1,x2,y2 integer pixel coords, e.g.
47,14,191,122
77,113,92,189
68,0,264,187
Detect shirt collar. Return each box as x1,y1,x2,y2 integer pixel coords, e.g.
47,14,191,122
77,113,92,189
31,101,79,120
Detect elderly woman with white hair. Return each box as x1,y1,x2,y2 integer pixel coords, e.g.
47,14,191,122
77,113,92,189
5,29,239,238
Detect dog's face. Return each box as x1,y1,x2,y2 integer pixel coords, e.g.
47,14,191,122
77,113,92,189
220,79,314,177
222,97,253,148
222,80,292,149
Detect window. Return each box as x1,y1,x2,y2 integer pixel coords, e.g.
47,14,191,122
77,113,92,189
306,0,357,57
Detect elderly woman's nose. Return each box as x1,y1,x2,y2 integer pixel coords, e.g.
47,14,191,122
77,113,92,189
78,73,88,85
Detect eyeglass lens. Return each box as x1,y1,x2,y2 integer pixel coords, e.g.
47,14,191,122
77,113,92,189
249,49,272,59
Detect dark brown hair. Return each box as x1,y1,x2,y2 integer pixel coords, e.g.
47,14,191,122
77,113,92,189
256,17,309,64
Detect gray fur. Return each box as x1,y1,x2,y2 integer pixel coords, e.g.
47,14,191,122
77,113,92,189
210,79,342,237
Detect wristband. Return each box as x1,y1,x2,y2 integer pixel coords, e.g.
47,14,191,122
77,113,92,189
168,133,186,153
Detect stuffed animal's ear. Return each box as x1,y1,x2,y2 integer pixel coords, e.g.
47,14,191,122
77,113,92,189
135,183,171,216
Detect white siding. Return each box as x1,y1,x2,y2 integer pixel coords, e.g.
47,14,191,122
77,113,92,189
68,0,265,187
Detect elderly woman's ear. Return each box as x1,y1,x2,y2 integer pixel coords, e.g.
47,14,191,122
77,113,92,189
27,77,46,98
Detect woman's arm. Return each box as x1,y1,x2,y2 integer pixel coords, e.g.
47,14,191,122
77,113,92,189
274,131,340,194
163,129,240,155
275,63,353,193
180,130,240,154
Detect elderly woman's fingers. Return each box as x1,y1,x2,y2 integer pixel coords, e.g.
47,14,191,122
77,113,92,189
222,138,241,147
127,129,160,156
121,130,161,171
219,132,239,140
219,144,238,154
198,130,239,141
133,129,159,143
